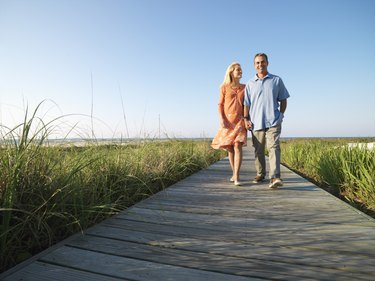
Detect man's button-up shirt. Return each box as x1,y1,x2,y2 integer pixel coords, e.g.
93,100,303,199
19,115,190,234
244,73,290,131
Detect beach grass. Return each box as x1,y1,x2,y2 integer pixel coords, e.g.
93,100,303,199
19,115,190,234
281,138,375,214
0,106,225,273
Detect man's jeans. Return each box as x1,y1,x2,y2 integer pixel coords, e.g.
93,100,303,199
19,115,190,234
251,124,282,179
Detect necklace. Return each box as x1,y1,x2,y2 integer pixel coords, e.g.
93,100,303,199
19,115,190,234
230,84,241,93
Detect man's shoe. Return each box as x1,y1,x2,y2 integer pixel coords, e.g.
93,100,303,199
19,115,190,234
269,178,283,188
252,175,265,183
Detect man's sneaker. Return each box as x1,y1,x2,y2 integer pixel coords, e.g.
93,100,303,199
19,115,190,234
269,178,283,188
252,175,265,183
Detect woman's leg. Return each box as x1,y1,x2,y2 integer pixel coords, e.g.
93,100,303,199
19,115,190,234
227,146,235,180
233,142,243,181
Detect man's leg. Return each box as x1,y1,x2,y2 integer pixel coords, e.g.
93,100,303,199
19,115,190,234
252,130,266,179
266,124,282,187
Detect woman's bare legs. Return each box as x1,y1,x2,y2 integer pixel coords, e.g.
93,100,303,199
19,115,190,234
227,146,235,181
233,142,243,182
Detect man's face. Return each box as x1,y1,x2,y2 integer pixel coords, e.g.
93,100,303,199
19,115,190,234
254,55,268,76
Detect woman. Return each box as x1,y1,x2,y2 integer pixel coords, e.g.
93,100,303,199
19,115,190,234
211,62,247,186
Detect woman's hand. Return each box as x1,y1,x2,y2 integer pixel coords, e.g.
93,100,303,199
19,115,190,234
221,119,229,129
245,119,253,131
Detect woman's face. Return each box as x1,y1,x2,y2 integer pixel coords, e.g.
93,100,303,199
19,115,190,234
231,65,242,80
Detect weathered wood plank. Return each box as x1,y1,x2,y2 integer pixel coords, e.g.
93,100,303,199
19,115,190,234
126,200,374,224
137,200,368,223
1,262,128,281
85,224,375,264
64,235,374,280
113,207,375,238
78,228,375,275
38,246,256,281
101,217,375,257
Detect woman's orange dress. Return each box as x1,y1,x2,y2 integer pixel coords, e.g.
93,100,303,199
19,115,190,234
211,84,247,150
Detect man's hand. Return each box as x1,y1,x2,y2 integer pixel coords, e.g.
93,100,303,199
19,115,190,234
245,119,253,130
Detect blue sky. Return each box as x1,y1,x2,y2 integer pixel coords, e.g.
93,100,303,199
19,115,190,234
0,0,374,139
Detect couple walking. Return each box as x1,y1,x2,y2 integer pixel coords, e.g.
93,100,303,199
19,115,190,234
211,53,290,188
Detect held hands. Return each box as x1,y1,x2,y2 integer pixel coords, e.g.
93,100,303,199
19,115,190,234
245,119,253,131
221,118,252,130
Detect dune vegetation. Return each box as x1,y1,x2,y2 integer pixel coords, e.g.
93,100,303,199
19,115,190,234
281,138,375,216
0,105,225,273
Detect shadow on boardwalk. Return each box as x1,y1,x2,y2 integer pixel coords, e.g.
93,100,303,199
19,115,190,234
1,149,375,280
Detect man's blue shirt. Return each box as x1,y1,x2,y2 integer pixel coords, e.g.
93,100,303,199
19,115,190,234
244,73,290,131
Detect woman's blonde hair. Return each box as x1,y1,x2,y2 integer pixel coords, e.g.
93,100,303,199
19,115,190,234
222,62,241,86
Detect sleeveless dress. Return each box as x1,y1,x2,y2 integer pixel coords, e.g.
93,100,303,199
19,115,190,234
211,84,247,150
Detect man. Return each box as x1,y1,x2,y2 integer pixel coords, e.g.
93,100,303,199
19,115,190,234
243,53,290,188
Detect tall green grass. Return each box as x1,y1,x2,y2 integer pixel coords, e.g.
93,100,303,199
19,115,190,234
281,138,375,213
0,106,225,273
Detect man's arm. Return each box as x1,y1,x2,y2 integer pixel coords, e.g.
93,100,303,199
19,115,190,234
280,99,287,114
243,105,250,119
243,105,252,130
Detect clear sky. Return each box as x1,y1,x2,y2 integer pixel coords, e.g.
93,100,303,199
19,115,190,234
1,0,374,139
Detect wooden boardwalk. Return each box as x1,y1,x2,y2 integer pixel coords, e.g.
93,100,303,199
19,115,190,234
1,149,375,280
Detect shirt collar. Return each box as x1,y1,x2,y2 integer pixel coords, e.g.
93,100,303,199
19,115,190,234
253,72,272,81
